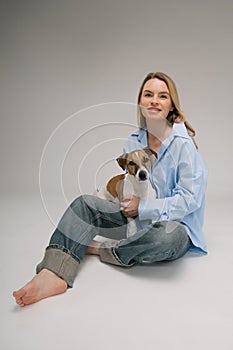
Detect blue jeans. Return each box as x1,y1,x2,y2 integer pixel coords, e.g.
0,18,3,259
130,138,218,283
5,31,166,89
36,195,191,287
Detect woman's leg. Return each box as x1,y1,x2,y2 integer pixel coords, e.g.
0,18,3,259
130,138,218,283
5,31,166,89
13,197,190,306
37,194,128,283
99,221,191,266
13,195,127,306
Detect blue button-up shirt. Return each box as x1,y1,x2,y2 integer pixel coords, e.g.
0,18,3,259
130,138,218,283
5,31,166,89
123,123,208,254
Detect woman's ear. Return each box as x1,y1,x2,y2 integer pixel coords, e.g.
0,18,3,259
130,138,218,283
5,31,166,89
116,153,128,170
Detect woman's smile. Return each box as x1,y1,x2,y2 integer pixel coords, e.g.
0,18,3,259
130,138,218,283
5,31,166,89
147,107,162,112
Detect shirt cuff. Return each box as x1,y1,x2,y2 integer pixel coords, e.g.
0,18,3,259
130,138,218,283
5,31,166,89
138,198,168,222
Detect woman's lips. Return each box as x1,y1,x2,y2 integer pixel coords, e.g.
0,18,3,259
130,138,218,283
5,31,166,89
147,107,161,112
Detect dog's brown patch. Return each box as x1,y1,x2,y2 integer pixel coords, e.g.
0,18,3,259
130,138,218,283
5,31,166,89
116,154,128,170
107,174,125,201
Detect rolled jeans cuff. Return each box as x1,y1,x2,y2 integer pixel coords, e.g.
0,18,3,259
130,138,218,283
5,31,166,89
36,248,79,288
99,239,134,267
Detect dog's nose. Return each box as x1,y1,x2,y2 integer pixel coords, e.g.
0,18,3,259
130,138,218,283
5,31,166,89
138,170,147,181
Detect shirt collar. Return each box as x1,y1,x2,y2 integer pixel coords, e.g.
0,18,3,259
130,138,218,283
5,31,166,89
133,122,190,148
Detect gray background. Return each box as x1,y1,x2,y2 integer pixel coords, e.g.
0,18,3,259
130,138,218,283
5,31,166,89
1,1,233,350
1,0,233,197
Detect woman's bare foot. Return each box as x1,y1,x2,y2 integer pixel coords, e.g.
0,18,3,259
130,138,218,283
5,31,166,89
86,240,101,255
13,269,67,307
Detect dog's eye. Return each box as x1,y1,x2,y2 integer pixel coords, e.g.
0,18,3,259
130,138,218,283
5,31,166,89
129,161,136,166
143,157,149,163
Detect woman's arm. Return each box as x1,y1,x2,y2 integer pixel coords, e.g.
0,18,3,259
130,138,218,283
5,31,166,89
138,142,208,222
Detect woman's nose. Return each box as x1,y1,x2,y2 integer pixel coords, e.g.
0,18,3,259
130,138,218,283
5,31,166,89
151,95,159,104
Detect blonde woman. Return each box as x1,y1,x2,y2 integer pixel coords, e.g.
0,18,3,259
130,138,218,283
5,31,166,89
13,72,208,306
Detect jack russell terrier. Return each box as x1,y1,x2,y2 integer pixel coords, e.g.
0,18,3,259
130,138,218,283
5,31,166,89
97,148,157,236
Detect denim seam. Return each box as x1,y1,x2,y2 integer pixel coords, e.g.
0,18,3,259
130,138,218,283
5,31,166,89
59,254,71,275
69,221,96,253
71,200,125,226
94,212,126,226
112,247,135,267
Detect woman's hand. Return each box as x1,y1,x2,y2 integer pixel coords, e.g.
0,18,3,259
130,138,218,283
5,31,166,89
120,196,140,218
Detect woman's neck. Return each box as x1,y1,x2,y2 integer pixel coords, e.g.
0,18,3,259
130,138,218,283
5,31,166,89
146,120,172,153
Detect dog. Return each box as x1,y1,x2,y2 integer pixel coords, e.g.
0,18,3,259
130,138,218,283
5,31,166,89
97,148,157,236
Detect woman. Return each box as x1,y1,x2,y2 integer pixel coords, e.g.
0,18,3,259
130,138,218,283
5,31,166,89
13,72,208,306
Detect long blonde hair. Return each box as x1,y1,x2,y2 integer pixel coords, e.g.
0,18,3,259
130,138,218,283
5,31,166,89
137,72,198,148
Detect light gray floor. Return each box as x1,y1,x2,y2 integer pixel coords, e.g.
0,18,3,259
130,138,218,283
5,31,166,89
1,193,233,350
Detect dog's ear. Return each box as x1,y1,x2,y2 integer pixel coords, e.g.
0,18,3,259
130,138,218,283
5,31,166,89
144,147,157,158
116,153,128,170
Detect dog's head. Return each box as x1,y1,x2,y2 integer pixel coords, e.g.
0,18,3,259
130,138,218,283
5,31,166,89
116,148,157,182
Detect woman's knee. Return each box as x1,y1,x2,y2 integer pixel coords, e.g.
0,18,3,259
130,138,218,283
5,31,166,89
69,195,120,219
157,221,189,244
160,221,191,259
145,221,190,259
70,194,93,209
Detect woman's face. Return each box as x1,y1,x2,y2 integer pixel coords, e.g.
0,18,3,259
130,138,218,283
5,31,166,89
140,78,173,121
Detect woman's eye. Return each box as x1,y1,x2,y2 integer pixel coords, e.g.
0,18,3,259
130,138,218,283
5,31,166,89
144,93,152,97
160,94,168,99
